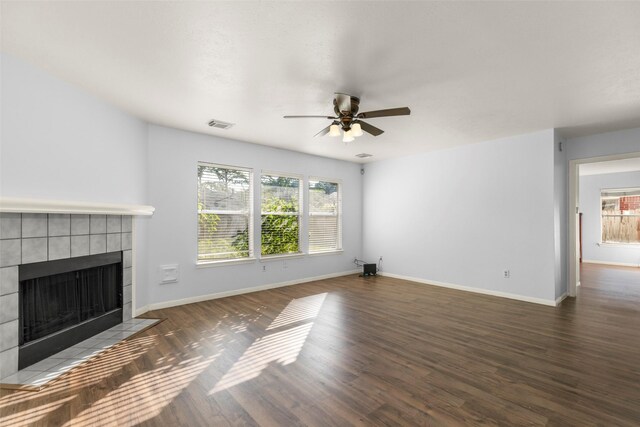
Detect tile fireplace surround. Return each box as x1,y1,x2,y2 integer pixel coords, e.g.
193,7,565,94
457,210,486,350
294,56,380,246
0,213,134,379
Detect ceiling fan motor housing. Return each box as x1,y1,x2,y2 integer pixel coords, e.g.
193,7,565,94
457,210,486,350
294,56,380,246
334,94,360,131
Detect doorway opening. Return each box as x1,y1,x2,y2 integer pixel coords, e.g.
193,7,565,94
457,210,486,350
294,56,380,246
569,152,640,297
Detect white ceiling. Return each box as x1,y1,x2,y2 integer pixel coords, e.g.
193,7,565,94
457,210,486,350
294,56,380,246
3,1,640,163
579,156,640,176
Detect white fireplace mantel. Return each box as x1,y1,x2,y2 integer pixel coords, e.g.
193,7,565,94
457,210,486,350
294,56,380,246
0,197,155,216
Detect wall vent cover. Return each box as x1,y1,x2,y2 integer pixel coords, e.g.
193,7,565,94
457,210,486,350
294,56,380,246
355,153,373,158
208,119,234,130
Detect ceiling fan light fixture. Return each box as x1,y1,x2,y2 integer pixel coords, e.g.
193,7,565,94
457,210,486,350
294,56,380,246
284,93,409,139
351,122,363,137
343,129,355,143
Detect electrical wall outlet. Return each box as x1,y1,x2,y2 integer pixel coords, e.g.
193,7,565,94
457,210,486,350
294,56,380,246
262,265,267,272
503,270,510,279
282,260,288,269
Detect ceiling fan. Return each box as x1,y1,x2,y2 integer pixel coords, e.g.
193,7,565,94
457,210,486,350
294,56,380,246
284,93,411,142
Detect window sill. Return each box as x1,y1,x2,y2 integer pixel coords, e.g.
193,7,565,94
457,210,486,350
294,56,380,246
308,250,344,257
260,253,306,262
597,243,640,248
196,258,257,268
196,250,344,266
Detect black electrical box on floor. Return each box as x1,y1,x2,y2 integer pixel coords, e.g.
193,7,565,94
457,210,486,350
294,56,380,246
363,264,377,276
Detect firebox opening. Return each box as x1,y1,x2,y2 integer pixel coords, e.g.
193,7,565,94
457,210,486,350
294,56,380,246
18,252,123,369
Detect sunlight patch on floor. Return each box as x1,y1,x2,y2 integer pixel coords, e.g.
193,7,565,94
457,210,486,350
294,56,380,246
210,323,313,393
1,396,75,427
210,292,327,394
267,293,327,330
63,354,219,427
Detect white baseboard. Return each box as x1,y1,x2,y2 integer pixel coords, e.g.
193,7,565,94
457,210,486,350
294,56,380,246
555,292,568,305
582,260,640,268
136,269,360,315
134,305,150,317
379,272,558,307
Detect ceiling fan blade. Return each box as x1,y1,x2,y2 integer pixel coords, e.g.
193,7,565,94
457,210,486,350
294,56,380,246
357,107,411,119
334,93,352,113
358,121,384,136
284,115,336,119
314,125,332,137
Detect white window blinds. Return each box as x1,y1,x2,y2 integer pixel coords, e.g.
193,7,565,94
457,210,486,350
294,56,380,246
261,174,302,256
309,179,341,253
197,163,253,262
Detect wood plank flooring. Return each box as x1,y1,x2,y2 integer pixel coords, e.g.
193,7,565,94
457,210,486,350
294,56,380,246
1,263,639,426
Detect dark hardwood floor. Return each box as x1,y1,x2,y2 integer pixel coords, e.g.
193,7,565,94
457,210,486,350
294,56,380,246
2,263,640,426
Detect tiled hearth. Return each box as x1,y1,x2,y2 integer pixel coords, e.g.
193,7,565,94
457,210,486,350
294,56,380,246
0,317,160,390
0,213,134,380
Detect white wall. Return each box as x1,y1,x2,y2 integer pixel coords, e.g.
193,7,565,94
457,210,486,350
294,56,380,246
579,171,640,266
566,127,640,161
0,53,150,307
363,130,558,303
0,53,148,204
145,125,362,307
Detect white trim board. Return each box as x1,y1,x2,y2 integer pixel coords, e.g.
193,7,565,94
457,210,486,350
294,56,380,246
379,272,560,307
582,260,640,268
135,269,360,315
0,197,155,215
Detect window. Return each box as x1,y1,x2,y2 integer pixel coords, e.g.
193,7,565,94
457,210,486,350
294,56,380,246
601,188,640,244
261,173,302,256
309,178,341,253
197,163,253,262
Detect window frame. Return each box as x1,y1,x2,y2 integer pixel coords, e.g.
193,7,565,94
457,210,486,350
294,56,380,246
600,187,640,246
196,161,255,265
308,176,343,254
260,171,304,258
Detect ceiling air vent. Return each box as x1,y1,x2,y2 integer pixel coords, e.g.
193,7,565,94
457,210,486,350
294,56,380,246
355,153,373,158
208,119,234,130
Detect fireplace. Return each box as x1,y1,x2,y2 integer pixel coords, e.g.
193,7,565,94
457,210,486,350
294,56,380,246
18,252,123,369
0,211,141,380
